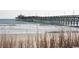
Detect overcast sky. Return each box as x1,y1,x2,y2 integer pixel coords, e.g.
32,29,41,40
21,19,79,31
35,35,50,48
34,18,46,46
0,10,79,19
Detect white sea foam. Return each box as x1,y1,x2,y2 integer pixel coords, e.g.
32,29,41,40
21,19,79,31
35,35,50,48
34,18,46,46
0,24,79,34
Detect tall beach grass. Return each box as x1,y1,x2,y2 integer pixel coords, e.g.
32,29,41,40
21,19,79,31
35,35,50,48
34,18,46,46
0,31,79,48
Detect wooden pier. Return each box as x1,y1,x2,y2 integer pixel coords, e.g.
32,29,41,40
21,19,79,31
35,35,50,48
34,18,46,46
16,15,79,27
53,15,79,27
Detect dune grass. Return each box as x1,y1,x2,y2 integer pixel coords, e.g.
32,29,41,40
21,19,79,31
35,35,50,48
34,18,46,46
0,31,79,48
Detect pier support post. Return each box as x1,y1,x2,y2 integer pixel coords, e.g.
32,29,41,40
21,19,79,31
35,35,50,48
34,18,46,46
76,20,78,26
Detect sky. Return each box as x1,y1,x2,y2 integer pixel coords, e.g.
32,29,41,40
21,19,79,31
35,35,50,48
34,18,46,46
0,10,79,19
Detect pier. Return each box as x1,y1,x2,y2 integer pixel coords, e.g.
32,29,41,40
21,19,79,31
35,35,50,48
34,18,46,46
53,15,79,27
16,15,79,27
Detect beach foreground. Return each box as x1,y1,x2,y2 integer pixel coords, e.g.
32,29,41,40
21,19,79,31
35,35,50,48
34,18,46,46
0,31,79,48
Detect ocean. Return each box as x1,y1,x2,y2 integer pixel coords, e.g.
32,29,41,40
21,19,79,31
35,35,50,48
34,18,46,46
0,19,78,34
0,19,27,24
